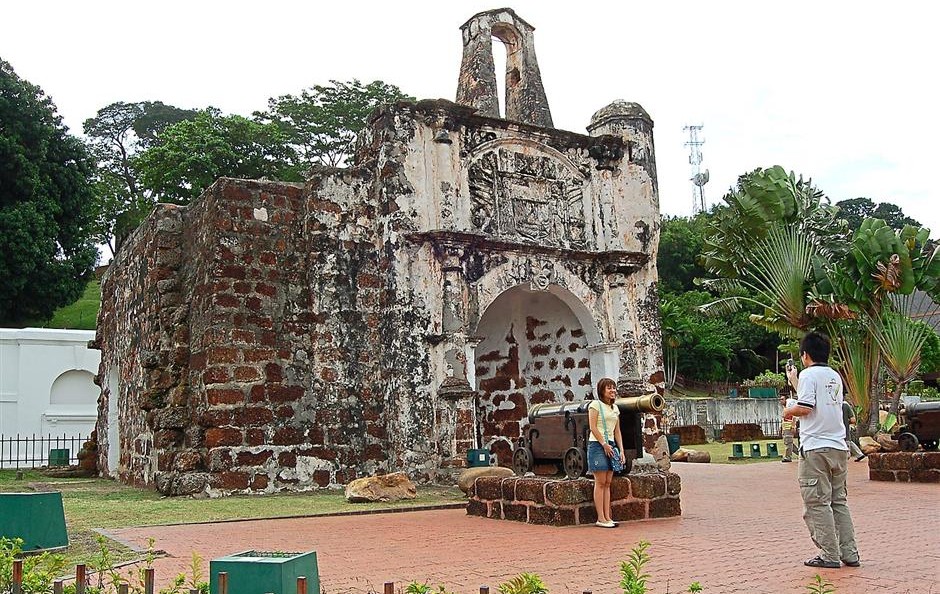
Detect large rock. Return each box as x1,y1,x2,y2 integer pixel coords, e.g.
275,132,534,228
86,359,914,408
670,448,710,463
650,435,671,471
345,472,417,503
859,436,882,455
875,432,900,452
457,466,514,494
670,448,690,462
687,450,711,463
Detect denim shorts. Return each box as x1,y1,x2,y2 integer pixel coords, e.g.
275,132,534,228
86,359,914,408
587,441,613,472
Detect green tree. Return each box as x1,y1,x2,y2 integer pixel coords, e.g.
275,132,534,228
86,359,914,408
83,101,197,254
699,166,849,336
835,197,920,232
918,322,940,374
657,214,709,293
700,166,940,432
256,79,414,173
0,58,98,324
135,108,298,204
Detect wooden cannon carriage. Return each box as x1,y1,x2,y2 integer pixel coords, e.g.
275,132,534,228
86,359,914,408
511,394,665,478
895,401,940,452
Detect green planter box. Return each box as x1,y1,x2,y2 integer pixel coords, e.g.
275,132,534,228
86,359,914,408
49,449,70,467
210,550,319,594
747,387,779,399
0,492,69,550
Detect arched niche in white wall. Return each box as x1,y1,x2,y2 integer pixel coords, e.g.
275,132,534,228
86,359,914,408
49,370,98,406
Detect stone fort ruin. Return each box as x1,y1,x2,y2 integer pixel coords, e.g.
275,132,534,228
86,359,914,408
94,8,663,495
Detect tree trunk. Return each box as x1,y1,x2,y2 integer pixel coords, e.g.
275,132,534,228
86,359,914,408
888,381,905,417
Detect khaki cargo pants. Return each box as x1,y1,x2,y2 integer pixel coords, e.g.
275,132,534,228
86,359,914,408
798,447,859,563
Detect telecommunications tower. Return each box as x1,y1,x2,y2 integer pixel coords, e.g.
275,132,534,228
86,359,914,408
683,124,709,214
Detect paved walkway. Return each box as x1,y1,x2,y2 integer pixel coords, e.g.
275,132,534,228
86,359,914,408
108,461,939,594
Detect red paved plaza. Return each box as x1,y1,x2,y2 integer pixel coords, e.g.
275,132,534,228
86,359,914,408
107,461,939,594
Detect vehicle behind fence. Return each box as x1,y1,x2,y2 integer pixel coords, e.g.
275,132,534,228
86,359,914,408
0,433,88,469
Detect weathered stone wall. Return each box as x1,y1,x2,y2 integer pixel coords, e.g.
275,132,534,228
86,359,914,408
868,452,940,482
96,3,666,499
467,473,681,525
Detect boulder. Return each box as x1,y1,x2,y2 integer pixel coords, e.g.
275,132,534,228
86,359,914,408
687,450,711,463
670,448,690,462
345,472,417,503
874,432,900,452
859,436,882,455
650,435,671,471
670,448,711,463
457,466,514,494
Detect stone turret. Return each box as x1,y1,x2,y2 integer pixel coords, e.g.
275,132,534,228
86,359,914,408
456,8,553,127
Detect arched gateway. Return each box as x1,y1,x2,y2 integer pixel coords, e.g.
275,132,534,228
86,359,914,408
94,9,663,495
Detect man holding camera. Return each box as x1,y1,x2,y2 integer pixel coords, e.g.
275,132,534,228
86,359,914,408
784,332,861,569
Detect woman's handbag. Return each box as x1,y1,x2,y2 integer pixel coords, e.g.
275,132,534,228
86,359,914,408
599,403,625,473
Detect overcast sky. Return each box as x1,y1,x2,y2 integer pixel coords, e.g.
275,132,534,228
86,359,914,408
4,1,937,232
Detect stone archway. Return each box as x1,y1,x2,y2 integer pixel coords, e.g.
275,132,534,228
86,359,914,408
472,283,596,464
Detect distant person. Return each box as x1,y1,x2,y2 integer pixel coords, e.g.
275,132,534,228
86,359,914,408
784,332,860,569
587,377,625,528
842,400,866,461
779,394,798,462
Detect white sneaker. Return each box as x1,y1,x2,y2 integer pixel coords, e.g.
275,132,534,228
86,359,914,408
595,520,616,528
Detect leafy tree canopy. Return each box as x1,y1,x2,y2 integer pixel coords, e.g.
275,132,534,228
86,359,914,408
657,214,709,293
835,197,920,232
134,108,299,204
0,58,98,324
255,79,414,172
83,101,197,253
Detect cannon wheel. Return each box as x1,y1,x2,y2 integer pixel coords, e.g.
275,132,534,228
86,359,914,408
563,447,586,479
898,432,920,452
921,439,938,451
512,446,534,475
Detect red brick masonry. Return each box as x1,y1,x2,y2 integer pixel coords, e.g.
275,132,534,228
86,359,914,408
467,473,681,526
868,451,940,482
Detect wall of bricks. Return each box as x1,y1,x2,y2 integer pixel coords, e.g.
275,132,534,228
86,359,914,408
95,97,664,496
868,452,940,483
467,473,681,525
670,425,708,445
719,423,765,442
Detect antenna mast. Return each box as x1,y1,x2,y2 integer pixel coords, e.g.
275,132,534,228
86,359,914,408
683,124,709,214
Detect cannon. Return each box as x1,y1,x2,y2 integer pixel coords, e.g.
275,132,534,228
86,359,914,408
894,401,940,452
512,394,665,478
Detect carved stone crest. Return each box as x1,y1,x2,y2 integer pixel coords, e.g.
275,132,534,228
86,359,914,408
468,146,588,249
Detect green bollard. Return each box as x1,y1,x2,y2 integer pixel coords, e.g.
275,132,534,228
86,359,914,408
750,443,762,458
731,443,744,458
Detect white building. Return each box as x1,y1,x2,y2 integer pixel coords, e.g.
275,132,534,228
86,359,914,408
0,328,100,464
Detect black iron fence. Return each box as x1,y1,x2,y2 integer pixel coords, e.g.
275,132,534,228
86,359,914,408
0,433,88,469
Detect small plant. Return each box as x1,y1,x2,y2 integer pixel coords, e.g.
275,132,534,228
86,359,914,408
742,371,786,388
404,582,452,594
879,412,898,433
805,574,835,594
619,541,703,594
405,583,431,594
0,537,67,594
619,541,652,594
497,573,548,594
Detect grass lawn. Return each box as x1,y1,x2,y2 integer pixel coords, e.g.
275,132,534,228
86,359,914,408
0,469,464,568
44,280,101,330
677,439,791,464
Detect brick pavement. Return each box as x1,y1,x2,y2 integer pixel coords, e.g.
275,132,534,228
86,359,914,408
107,461,940,594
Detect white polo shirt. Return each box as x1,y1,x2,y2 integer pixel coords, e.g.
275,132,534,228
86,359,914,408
796,364,848,452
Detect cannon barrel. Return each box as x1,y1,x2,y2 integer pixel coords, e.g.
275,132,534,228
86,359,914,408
528,401,590,423
906,401,940,417
615,394,665,413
